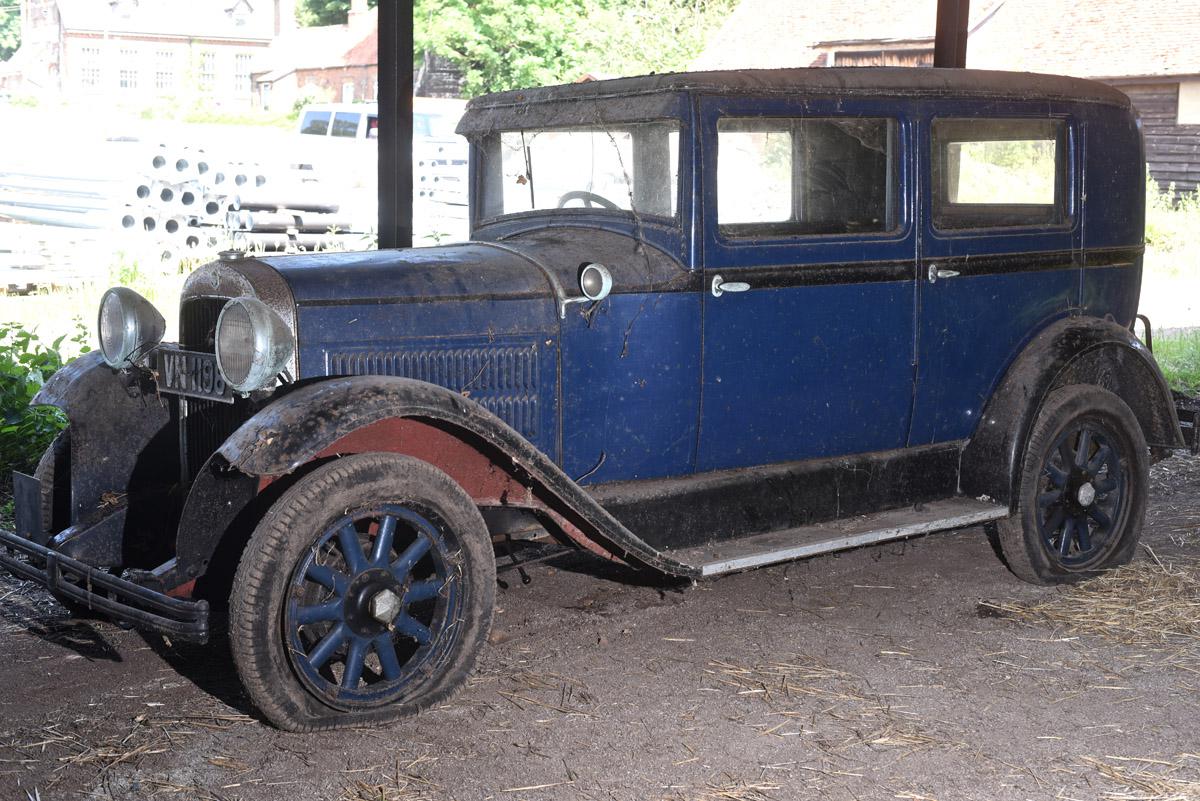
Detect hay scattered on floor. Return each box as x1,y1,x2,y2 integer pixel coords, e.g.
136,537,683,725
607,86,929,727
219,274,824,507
705,657,860,702
980,554,1200,672
338,758,443,801
1082,754,1200,800
663,776,781,801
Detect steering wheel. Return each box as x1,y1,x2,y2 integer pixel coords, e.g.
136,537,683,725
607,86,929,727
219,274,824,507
556,190,620,210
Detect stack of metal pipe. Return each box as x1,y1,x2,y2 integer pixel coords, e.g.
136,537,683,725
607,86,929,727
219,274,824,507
0,140,268,259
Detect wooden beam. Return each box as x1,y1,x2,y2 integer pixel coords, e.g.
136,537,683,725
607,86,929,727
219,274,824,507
933,0,970,68
377,0,414,249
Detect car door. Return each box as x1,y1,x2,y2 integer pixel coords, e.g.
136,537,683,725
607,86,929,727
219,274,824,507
697,96,918,472
911,105,1081,445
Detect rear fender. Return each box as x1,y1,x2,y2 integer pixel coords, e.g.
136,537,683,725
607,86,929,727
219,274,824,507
961,316,1183,508
174,376,698,580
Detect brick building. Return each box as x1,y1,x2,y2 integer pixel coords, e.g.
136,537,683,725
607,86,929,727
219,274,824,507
0,0,281,108
696,0,1200,193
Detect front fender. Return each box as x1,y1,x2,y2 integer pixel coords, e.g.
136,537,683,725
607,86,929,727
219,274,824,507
176,376,697,579
961,316,1183,507
32,351,174,534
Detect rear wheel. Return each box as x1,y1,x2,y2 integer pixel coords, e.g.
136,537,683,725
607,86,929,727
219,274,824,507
229,453,495,731
995,385,1148,585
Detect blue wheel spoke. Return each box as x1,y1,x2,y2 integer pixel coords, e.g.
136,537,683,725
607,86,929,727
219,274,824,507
294,598,344,625
370,515,397,567
342,637,368,689
373,633,403,681
391,536,433,582
1094,476,1118,494
1087,505,1112,532
1037,490,1062,508
1057,439,1076,472
1074,428,1093,468
307,622,349,670
1086,445,1112,475
405,579,443,604
1075,514,1093,552
337,523,369,575
1059,518,1076,556
306,563,350,596
393,612,432,645
1045,463,1068,488
1043,506,1065,536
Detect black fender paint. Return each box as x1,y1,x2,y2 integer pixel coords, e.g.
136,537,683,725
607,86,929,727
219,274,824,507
960,316,1183,507
172,376,700,579
32,351,177,565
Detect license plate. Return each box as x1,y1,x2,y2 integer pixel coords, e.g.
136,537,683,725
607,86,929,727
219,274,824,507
156,348,234,403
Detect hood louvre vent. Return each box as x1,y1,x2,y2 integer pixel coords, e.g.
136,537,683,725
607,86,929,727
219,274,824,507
326,344,540,439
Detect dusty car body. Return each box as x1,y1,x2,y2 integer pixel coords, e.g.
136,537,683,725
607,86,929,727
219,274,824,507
1,68,1185,730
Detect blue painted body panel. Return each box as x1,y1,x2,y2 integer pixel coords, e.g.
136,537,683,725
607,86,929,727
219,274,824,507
910,99,1083,445
251,74,1148,491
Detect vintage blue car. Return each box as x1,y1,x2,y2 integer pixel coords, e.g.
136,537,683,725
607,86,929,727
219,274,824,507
1,68,1185,730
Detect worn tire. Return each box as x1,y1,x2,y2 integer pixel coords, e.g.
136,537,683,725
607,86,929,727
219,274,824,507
228,453,495,731
994,385,1148,585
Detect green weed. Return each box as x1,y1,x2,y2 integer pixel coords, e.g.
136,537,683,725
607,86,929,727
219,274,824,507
1155,329,1200,397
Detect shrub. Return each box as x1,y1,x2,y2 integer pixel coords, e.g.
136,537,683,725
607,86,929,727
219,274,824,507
0,322,87,491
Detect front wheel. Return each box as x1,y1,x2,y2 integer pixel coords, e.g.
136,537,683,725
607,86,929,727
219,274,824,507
994,385,1148,585
229,453,495,731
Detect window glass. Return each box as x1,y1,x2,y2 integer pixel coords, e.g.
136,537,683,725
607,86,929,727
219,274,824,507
479,122,679,220
331,111,361,138
717,117,897,236
933,118,1066,229
300,111,331,136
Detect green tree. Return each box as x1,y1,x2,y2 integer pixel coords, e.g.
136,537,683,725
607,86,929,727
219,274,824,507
414,0,737,97
296,0,377,27
0,3,21,62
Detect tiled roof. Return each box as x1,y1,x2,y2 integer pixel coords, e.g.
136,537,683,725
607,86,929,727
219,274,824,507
253,9,377,78
694,0,1200,79
56,0,273,42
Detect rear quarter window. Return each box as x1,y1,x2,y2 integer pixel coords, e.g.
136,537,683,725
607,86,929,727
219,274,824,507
932,118,1069,230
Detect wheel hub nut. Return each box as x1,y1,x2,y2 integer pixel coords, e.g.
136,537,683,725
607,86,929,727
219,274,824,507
369,588,403,624
1077,482,1096,507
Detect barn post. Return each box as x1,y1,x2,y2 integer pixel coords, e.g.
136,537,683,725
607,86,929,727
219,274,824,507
377,0,414,249
933,0,970,68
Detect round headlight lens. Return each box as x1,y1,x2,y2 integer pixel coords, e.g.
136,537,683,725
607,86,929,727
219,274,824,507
215,297,294,392
97,287,166,368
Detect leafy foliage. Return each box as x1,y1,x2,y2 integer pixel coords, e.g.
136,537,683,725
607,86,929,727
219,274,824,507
0,4,20,62
413,0,737,96
0,322,87,491
296,0,377,26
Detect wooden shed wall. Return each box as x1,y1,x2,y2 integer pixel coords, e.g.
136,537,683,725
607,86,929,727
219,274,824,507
1118,82,1200,195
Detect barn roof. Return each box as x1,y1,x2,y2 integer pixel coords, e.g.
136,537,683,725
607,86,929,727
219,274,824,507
693,0,1200,80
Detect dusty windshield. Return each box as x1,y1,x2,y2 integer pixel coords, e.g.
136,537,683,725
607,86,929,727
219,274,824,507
478,122,679,221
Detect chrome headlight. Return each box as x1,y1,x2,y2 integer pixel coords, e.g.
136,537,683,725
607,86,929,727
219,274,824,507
215,297,294,392
97,287,166,368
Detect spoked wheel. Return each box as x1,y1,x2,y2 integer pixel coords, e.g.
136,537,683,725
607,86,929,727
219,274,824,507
995,385,1148,585
230,453,494,731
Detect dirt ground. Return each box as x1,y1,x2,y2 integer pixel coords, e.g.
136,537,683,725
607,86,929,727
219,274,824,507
2,457,1199,801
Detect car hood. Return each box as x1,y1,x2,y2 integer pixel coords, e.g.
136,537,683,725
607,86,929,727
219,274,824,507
254,242,554,307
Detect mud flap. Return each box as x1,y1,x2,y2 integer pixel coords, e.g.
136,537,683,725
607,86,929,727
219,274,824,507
12,471,42,542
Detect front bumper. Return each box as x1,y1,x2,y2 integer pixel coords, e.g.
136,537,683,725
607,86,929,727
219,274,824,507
0,527,209,643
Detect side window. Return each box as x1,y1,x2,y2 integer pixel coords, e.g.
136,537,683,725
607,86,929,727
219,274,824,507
932,118,1068,229
717,117,897,237
300,111,331,136
331,111,361,138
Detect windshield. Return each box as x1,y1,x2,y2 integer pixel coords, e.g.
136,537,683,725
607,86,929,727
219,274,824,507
478,122,679,221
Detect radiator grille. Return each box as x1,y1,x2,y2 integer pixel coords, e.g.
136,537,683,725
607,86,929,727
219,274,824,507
180,297,225,353
327,345,540,438
182,398,246,481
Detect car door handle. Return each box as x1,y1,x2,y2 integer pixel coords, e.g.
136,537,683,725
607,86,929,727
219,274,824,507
711,275,751,297
927,265,960,283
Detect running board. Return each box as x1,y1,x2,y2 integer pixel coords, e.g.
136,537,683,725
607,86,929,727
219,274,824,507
665,497,1009,577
